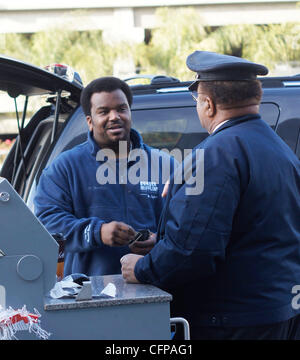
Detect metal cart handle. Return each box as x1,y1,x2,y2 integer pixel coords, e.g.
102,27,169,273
170,317,190,340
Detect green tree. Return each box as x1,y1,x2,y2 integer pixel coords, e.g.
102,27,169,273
0,33,31,62
258,23,300,69
199,24,264,58
198,23,300,71
30,28,115,85
135,7,207,80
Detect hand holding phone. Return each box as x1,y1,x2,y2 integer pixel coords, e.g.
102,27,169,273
129,229,151,245
129,230,156,255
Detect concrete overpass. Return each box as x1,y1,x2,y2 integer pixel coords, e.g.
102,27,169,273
0,1,300,43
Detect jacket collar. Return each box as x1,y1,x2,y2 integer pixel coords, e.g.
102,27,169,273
211,113,261,136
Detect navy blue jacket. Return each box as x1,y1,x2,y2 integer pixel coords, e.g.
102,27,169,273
34,129,175,276
135,114,300,327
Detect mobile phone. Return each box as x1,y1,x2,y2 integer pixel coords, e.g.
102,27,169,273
129,229,151,245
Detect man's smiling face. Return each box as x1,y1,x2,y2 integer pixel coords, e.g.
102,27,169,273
86,89,132,150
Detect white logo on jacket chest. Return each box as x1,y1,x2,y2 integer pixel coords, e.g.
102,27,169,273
139,181,158,198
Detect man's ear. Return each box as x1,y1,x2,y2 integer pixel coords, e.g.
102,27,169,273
86,115,93,131
206,96,216,117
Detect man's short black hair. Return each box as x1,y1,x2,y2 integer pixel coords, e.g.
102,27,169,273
199,80,262,106
80,76,133,116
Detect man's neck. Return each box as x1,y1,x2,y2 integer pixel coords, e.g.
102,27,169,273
93,135,131,159
209,104,259,134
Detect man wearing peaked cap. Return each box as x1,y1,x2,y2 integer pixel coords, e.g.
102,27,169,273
121,51,300,340
187,50,268,88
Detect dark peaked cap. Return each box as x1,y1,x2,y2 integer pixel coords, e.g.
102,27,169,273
187,51,268,91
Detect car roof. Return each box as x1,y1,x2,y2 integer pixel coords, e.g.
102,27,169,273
0,54,82,102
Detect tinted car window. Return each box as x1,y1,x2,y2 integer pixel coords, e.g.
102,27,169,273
132,102,280,154
259,102,280,129
132,106,205,154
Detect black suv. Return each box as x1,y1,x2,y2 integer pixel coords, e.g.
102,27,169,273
1,55,300,209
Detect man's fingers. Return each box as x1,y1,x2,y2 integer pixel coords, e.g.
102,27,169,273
129,233,156,255
162,180,170,198
102,221,136,246
117,223,136,239
120,254,143,283
130,237,155,248
112,222,136,244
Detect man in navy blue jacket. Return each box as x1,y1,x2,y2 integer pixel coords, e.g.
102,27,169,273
121,51,300,339
34,77,175,277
